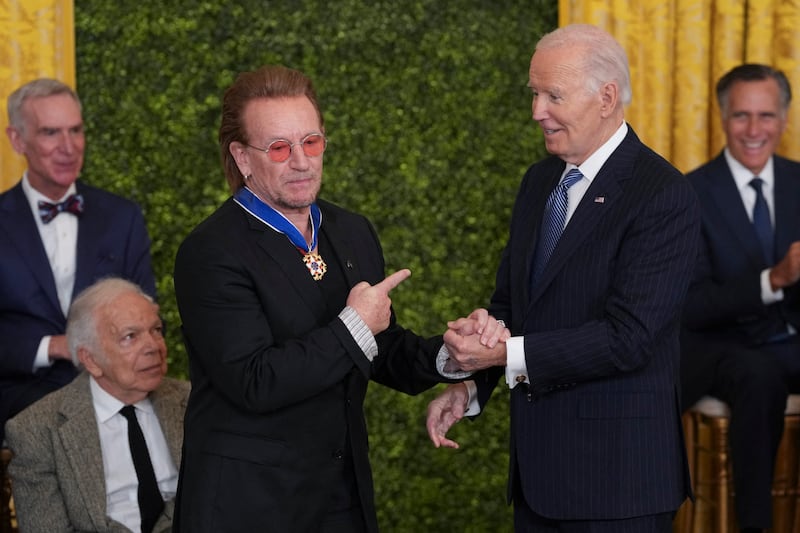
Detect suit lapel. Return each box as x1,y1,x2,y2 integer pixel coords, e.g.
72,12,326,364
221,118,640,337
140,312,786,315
773,156,800,259
151,380,187,463
517,165,560,307
247,208,330,320
56,373,110,530
319,206,363,289
528,129,634,304
0,183,63,316
73,183,109,298
704,155,766,267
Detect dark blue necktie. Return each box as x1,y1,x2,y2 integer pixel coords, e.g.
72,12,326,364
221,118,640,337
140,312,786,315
532,168,584,286
120,405,164,533
750,177,774,265
37,193,84,224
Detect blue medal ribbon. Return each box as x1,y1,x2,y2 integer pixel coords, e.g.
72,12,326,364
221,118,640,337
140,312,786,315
233,187,322,253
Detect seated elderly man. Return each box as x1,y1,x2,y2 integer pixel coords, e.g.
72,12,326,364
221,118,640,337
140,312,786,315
5,277,189,533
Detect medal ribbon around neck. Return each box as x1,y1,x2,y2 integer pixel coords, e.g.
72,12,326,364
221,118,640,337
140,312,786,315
234,187,327,280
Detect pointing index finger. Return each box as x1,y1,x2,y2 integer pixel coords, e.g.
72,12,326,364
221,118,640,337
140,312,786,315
377,269,411,293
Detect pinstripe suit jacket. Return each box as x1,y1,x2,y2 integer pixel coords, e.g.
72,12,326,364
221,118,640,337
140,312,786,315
475,126,699,519
5,372,189,533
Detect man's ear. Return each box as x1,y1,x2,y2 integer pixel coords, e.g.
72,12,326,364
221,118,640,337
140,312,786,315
229,141,252,178
599,81,619,117
78,348,103,378
5,126,25,155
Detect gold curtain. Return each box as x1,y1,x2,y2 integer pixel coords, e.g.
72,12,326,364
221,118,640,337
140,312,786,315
559,0,800,173
0,0,75,192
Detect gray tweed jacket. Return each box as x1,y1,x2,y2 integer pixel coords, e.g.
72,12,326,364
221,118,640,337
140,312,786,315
5,372,189,533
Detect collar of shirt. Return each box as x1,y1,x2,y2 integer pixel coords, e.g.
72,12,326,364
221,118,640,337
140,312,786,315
562,122,628,223
725,148,775,191
20,172,78,227
724,148,775,224
90,377,156,423
568,121,629,182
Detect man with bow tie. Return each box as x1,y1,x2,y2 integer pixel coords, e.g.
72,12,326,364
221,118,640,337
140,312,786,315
0,78,155,443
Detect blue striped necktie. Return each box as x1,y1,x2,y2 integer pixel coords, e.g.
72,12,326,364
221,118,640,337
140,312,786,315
532,168,584,286
750,177,774,265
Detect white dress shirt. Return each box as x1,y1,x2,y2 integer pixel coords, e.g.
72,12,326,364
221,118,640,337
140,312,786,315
90,378,178,533
21,173,79,370
723,149,784,304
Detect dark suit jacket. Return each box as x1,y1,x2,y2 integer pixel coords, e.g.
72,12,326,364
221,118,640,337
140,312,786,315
0,179,155,431
172,198,446,533
474,127,699,519
680,152,800,403
5,373,189,533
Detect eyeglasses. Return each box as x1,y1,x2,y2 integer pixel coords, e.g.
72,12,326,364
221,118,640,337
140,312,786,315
245,133,327,163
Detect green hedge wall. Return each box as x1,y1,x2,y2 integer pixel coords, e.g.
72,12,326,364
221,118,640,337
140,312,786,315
75,1,556,531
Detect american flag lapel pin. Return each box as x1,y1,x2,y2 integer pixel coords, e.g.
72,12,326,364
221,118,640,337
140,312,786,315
594,196,605,203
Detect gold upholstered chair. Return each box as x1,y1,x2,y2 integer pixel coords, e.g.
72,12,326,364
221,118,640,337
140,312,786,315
674,395,800,533
0,448,15,533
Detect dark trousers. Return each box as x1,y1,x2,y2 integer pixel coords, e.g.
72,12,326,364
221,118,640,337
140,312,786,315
681,335,800,529
513,504,673,533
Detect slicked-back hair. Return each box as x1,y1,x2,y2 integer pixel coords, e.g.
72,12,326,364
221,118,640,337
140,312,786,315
219,65,324,193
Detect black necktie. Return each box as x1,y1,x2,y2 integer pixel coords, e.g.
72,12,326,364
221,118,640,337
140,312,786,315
119,405,164,533
37,193,84,224
749,177,774,265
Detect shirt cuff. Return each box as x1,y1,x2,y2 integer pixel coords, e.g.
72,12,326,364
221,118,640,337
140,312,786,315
339,306,378,362
504,336,528,388
436,345,474,379
762,268,783,304
463,380,481,416
34,336,54,371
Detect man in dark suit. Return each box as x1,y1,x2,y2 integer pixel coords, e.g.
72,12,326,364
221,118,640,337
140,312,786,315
172,65,477,533
6,277,188,533
680,64,800,533
0,78,155,442
425,24,699,532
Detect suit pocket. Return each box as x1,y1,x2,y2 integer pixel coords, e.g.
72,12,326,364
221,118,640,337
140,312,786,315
577,392,657,419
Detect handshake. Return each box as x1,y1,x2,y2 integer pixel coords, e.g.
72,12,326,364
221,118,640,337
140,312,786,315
442,308,510,373
426,308,511,450
346,270,512,451
346,270,510,372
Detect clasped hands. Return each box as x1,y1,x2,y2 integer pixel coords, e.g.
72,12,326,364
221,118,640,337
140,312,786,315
345,268,512,366
426,309,510,450
443,308,510,372
346,274,510,450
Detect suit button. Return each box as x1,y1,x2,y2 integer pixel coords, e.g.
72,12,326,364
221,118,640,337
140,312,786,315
332,449,344,460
